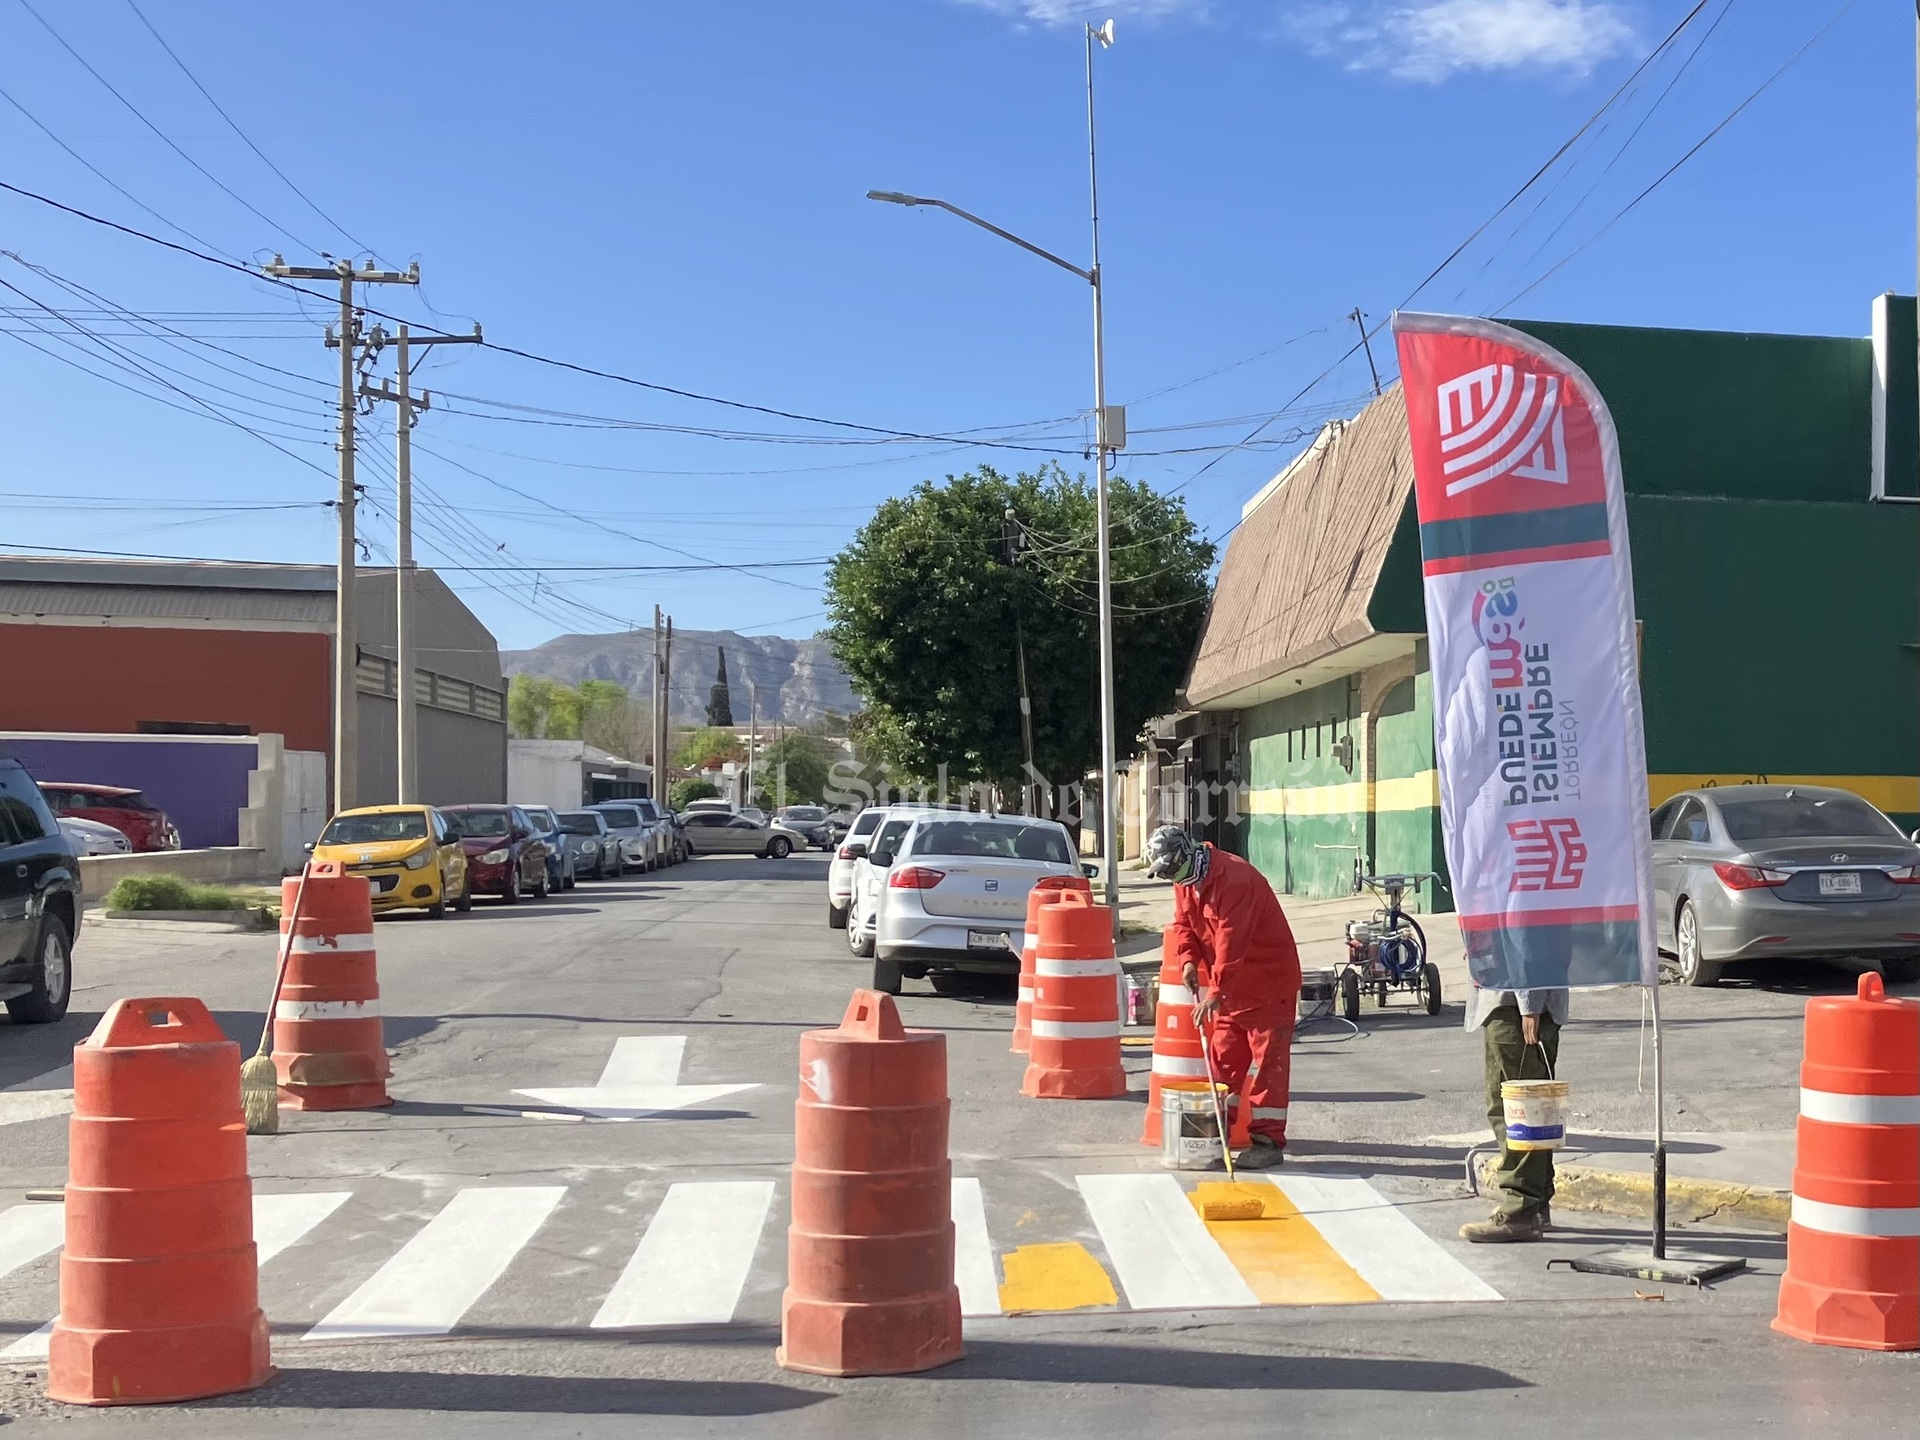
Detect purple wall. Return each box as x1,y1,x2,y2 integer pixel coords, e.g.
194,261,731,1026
2,734,258,849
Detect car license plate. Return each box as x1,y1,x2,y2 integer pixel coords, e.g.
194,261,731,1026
371,873,398,893
966,930,1011,951
1819,872,1862,897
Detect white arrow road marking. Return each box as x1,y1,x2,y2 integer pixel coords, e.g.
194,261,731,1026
514,1035,756,1121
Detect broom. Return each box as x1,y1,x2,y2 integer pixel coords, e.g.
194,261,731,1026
241,863,310,1135
1195,1017,1266,1222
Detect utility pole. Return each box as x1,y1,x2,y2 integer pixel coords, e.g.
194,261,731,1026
265,256,417,815
664,618,675,804
652,605,665,805
359,320,482,803
1087,18,1121,924
1352,307,1383,397
747,679,758,808
1003,507,1037,812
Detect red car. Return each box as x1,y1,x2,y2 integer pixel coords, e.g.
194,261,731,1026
440,804,551,904
40,783,181,853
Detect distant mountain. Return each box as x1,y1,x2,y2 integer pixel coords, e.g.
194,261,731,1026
500,628,861,728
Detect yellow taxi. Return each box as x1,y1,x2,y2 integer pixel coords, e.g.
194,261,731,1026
310,805,470,918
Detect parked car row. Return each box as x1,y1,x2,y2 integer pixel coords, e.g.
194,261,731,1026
307,797,695,918
831,803,1086,997
39,783,180,852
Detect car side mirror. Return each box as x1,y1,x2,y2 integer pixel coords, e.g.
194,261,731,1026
1911,829,1920,844
843,842,868,860
303,841,316,854
872,850,896,868
1082,863,1099,879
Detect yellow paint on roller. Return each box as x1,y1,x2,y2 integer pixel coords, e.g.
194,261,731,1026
1188,1182,1380,1305
997,1242,1120,1313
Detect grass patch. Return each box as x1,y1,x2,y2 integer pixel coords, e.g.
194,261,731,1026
104,875,251,912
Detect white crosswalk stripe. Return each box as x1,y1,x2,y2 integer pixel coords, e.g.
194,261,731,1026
0,1170,1500,1356
591,1181,774,1329
304,1187,566,1342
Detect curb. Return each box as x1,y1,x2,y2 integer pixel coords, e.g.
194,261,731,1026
1473,1152,1790,1234
95,907,273,931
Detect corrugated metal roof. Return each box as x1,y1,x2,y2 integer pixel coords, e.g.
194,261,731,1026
0,582,332,625
1182,384,1414,709
0,557,336,592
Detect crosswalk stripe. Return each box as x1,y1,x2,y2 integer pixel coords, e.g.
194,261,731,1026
1188,1182,1380,1306
304,1186,565,1342
3,1191,354,1361
590,1181,773,1329
1077,1174,1259,1312
597,1036,686,1088
0,1205,63,1283
950,1177,1000,1318
1269,1174,1501,1302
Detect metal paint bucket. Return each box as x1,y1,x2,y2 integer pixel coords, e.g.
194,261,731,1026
1159,1079,1229,1169
1501,1078,1569,1151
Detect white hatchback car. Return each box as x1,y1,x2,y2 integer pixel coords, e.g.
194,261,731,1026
864,813,1082,995
830,803,964,929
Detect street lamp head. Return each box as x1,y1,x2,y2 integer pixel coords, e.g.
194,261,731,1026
1092,18,1114,47
867,189,932,207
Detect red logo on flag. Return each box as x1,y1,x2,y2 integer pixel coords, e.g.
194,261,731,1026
1507,817,1587,892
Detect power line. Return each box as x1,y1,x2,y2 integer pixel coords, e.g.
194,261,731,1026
121,0,374,260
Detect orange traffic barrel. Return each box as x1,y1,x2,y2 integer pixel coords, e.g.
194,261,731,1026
273,862,390,1111
1011,875,1092,1054
1139,934,1250,1148
1021,890,1126,1100
779,989,963,1377
50,997,270,1405
1773,971,1919,1352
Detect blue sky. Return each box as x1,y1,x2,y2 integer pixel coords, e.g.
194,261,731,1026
0,0,1906,651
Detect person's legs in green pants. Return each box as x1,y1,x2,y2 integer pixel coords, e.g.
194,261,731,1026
1463,1004,1561,1240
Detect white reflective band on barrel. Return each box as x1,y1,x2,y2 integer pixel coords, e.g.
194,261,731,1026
1791,1194,1920,1239
1159,983,1195,1006
1036,958,1119,978
275,999,381,1021
1799,1088,1920,1127
1017,986,1035,1003
288,933,376,954
1030,1019,1121,1040
1151,1054,1207,1078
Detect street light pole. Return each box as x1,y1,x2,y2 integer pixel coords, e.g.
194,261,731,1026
1086,18,1119,919
866,16,1123,923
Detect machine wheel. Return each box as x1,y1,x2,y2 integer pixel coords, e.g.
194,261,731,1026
1421,961,1443,1016
827,900,849,930
872,957,904,995
6,914,71,1024
1675,900,1721,986
1373,978,1389,1007
1339,968,1361,1023
766,836,792,859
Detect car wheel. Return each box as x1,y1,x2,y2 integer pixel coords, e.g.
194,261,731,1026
767,836,792,860
849,915,875,959
872,957,904,995
827,900,849,930
1339,968,1361,1023
454,876,474,912
7,913,72,1024
427,892,448,920
1421,961,1443,1016
531,862,550,899
1675,899,1720,986
504,869,521,905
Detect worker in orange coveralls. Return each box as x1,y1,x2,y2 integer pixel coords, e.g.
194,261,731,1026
1147,825,1302,1170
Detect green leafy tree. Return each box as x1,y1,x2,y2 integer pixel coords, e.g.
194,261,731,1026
669,777,720,809
761,733,835,807
508,676,582,739
676,725,744,770
825,463,1213,791
707,648,735,727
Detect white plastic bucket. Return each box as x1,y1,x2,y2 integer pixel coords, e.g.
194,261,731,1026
1159,1080,1228,1169
1501,1078,1569,1151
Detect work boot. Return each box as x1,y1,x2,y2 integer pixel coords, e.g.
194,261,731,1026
1458,1209,1547,1243
1231,1136,1286,1171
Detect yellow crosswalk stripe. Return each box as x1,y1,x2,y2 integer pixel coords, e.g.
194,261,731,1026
1188,1181,1380,1305
997,1242,1119,1313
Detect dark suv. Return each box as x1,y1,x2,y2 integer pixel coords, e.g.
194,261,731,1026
0,759,79,1024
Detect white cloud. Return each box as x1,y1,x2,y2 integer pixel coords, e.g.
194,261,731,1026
955,0,1210,26
1288,1,1638,82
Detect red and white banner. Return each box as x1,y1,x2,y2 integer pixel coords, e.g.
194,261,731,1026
1392,312,1655,991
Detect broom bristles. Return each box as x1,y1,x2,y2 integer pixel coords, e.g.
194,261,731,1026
239,1054,279,1135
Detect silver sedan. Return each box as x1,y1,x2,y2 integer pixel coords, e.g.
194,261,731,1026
1651,785,1920,986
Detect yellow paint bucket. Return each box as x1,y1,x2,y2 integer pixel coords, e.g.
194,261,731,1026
1160,1079,1229,1170
1500,1078,1569,1151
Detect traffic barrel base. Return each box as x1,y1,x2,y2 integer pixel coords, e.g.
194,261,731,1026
1011,876,1091,1055
1021,891,1126,1101
50,997,270,1406
779,990,963,1377
1773,972,1919,1352
273,864,391,1111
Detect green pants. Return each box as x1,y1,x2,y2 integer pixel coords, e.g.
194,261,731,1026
1483,1005,1561,1218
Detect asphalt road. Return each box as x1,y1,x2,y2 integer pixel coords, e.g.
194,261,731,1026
1,855,1912,1438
